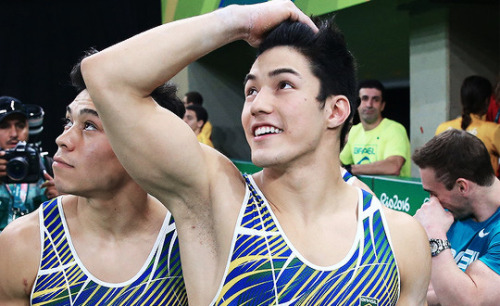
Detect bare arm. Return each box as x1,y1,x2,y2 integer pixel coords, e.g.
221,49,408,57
0,213,40,306
384,207,431,305
81,0,317,211
82,4,317,303
415,198,500,305
351,155,405,176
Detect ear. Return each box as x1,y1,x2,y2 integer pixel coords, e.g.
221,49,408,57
455,178,469,194
196,120,204,129
325,95,351,129
381,100,386,112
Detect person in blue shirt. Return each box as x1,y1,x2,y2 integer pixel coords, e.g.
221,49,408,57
414,129,500,305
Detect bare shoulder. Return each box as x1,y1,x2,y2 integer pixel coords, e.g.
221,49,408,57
0,211,41,302
203,145,246,199
0,211,41,259
381,206,431,304
382,206,429,254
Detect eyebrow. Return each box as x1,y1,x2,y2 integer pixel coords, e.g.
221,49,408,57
243,68,301,86
66,106,99,117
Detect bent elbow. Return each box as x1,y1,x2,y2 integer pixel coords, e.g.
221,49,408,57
388,166,401,176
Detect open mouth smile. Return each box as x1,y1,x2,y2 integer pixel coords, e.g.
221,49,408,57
254,126,284,137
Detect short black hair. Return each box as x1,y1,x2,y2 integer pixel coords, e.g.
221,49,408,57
184,91,204,105
358,79,385,101
152,83,186,119
257,17,357,149
70,48,185,119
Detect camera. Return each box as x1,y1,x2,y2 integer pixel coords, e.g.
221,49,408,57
2,142,42,183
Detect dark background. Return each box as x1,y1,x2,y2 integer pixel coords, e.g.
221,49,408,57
0,0,161,156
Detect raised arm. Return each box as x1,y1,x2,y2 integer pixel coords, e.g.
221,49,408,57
81,0,317,206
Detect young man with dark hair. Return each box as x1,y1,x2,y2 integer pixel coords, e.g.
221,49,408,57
183,91,212,143
0,53,187,305
184,104,213,147
413,129,500,305
81,1,430,304
340,79,411,177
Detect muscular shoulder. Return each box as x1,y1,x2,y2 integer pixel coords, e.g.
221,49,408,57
382,206,427,244
0,211,40,255
382,206,430,266
0,211,41,300
382,206,431,302
204,146,246,211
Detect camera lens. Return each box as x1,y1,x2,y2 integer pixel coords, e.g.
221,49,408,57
6,157,29,181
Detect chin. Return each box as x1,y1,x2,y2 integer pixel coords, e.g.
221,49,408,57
252,150,291,169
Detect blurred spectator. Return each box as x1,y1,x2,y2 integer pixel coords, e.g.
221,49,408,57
184,104,214,148
183,91,212,142
340,79,411,177
435,75,500,176
485,77,500,123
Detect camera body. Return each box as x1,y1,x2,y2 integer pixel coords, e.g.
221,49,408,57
2,142,42,184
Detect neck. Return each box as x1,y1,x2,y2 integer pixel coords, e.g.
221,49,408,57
256,150,348,216
471,178,500,222
361,117,383,131
64,183,166,236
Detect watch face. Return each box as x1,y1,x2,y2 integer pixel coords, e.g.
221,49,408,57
430,241,439,253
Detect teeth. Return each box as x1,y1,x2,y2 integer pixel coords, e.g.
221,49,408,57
254,126,283,136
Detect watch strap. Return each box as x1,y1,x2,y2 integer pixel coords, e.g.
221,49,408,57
429,238,451,257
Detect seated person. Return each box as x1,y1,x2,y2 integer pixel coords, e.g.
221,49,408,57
183,104,214,147
0,51,187,305
340,80,411,177
0,96,53,231
414,129,500,305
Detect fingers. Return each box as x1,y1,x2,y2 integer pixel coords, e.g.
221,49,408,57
239,0,317,46
46,189,60,199
282,1,318,32
43,170,54,181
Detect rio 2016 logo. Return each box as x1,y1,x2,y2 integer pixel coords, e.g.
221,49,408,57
379,193,410,212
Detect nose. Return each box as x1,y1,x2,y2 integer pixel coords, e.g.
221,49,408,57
6,124,19,139
250,89,273,116
55,127,76,151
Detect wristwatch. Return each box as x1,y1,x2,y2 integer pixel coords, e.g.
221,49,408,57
429,238,451,257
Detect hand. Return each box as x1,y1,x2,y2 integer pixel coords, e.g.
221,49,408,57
0,151,7,178
227,0,318,47
41,171,60,199
414,196,454,238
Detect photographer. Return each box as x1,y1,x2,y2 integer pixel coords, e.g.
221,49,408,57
0,96,55,231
